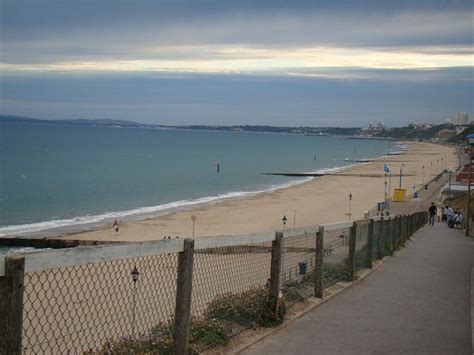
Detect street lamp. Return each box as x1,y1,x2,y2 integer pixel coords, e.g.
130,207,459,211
348,193,353,221
282,215,287,230
466,134,474,236
131,266,140,339
399,163,405,188
448,170,453,205
422,165,425,188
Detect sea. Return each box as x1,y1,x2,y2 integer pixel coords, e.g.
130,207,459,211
0,122,394,241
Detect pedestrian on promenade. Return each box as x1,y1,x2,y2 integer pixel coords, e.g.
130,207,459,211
428,202,437,226
446,205,454,225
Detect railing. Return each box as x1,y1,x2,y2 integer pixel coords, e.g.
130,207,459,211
0,212,428,354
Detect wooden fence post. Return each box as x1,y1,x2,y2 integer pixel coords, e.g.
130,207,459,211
0,256,25,355
174,239,195,355
366,219,374,268
348,223,357,281
314,227,324,298
270,232,283,317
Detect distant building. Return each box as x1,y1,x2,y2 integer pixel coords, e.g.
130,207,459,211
454,112,469,126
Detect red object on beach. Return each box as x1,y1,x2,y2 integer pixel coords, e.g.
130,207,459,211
191,215,197,222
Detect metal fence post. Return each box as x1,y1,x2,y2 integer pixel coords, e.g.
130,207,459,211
0,256,25,355
270,232,283,317
315,227,324,298
386,217,392,253
348,223,357,281
378,217,384,258
174,239,195,355
367,219,374,268
400,215,404,245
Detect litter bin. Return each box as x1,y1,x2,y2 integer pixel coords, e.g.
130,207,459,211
414,192,418,198
298,262,307,275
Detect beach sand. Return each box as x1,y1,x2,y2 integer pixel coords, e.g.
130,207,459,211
61,141,457,242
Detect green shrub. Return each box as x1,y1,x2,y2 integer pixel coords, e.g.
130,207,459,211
205,288,286,327
189,318,230,349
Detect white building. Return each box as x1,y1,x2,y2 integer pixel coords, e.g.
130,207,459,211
454,112,469,126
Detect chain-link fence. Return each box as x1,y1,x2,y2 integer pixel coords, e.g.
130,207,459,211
22,254,178,354
190,240,272,353
280,227,318,308
0,212,428,354
322,223,352,288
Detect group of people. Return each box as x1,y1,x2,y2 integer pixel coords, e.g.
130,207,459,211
428,203,463,228
444,205,464,229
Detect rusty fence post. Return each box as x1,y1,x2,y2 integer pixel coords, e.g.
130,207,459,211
366,219,374,268
174,239,195,355
270,232,283,317
0,256,25,355
348,223,357,281
314,227,324,298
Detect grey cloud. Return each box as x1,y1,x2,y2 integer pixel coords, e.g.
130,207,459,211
1,1,473,64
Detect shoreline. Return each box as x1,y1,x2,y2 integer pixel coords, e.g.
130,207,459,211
0,161,374,240
1,141,457,243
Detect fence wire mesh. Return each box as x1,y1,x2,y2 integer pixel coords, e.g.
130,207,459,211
9,212,428,354
354,221,369,271
322,226,351,288
22,254,178,354
190,241,272,353
372,220,381,260
281,229,317,308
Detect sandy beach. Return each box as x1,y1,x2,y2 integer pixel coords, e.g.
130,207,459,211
61,141,457,243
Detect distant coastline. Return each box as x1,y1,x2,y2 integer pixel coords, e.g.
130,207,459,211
0,114,368,137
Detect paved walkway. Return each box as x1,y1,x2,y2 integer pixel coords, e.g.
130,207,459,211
242,223,474,355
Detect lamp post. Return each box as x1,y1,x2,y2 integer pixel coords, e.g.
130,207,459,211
384,174,388,209
466,134,474,236
399,163,404,188
422,165,425,187
282,215,287,230
131,266,140,339
347,193,353,221
448,170,453,206
430,161,432,181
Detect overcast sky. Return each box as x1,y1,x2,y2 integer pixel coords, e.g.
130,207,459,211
1,0,472,126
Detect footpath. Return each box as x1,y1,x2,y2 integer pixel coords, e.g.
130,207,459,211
241,223,474,354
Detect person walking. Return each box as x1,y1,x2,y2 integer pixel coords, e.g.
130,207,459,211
428,202,437,226
446,205,454,225
112,219,119,232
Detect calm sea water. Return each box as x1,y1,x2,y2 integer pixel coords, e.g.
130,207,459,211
0,122,392,236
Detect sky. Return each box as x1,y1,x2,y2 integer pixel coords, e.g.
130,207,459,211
0,0,473,127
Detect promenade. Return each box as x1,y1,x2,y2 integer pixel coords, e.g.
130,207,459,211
242,223,474,354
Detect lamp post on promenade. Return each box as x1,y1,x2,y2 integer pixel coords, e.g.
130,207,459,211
347,193,353,221
282,215,287,231
448,170,453,206
422,165,425,187
466,134,474,236
399,163,404,188
131,266,140,339
430,162,433,181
